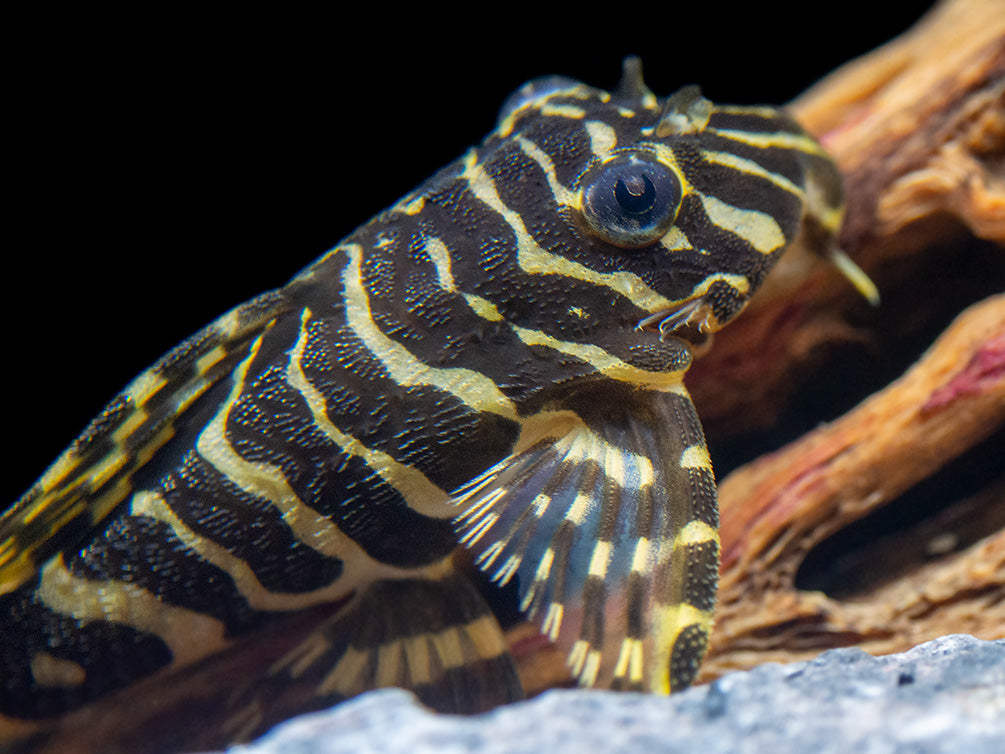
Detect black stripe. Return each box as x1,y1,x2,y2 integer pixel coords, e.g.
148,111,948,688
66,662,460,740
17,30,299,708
70,393,133,457
413,653,522,714
674,192,776,284
0,587,172,719
298,305,394,387
580,574,606,648
688,468,719,529
197,312,463,568
547,519,576,605
620,337,694,374
708,109,805,135
151,327,218,384
67,515,264,635
676,143,805,240
596,477,623,542
166,451,344,595
697,131,809,189
668,622,710,692
308,451,457,568
297,313,520,493
662,391,719,532
13,497,93,577
517,115,594,186
348,575,494,640
625,571,645,639
149,291,289,403
679,539,719,612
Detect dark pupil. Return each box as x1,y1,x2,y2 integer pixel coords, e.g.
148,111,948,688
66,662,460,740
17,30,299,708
614,173,656,214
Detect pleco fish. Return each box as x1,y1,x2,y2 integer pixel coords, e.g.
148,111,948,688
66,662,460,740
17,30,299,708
0,58,860,752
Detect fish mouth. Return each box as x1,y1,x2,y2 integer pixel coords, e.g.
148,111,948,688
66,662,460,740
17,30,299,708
635,298,717,346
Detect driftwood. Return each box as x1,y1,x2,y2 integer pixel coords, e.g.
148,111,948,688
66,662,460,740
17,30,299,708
706,294,1004,678
512,0,1005,693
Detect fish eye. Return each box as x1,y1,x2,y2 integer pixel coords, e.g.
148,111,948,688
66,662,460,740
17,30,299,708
580,153,683,248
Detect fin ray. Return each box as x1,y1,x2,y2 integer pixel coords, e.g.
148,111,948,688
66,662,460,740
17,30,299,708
225,563,521,740
454,389,719,693
0,293,292,595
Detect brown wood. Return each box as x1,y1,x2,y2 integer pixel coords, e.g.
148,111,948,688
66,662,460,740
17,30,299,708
705,294,1004,679
688,0,1004,435
512,0,1005,694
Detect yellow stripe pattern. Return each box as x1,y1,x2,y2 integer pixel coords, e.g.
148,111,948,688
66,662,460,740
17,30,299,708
1,64,847,740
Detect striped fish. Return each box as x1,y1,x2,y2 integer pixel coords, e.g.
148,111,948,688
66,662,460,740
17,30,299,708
0,59,845,752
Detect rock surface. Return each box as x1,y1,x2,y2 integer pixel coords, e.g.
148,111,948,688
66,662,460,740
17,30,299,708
220,634,1004,754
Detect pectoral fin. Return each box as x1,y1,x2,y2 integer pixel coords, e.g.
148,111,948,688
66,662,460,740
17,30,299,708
454,389,719,693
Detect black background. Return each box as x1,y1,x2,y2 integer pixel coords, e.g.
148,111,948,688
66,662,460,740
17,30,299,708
7,4,939,506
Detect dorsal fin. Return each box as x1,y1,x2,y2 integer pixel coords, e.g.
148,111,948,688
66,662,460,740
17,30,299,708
0,292,292,595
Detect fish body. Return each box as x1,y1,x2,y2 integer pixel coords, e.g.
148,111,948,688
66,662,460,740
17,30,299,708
0,60,843,751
